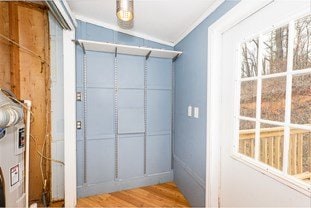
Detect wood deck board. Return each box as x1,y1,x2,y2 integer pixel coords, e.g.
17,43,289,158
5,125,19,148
74,182,190,207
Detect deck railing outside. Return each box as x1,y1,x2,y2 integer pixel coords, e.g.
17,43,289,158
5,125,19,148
239,127,311,183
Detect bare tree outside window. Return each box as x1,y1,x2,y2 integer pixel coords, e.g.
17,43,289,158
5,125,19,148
262,26,288,75
294,15,311,70
241,39,258,78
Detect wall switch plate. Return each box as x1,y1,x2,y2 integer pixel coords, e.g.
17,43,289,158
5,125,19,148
194,107,199,118
188,106,192,117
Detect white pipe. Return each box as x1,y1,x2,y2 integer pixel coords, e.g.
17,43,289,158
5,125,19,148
24,100,32,208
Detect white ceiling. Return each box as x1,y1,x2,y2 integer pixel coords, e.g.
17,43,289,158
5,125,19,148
67,0,223,46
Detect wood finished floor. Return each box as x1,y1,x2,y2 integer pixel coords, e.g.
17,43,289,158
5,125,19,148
75,182,190,207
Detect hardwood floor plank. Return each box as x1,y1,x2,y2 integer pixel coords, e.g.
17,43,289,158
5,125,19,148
142,185,188,204
129,188,186,207
74,182,190,207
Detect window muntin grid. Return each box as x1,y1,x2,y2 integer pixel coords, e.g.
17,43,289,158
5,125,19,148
236,14,311,188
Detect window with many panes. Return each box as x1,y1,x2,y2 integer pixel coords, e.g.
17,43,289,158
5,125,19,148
237,14,311,189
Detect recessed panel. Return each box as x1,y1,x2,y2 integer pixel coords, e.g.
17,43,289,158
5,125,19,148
147,135,171,174
118,109,144,134
86,139,115,184
147,90,171,134
119,135,144,179
118,90,144,133
87,51,114,88
147,58,172,90
117,54,144,89
87,89,114,138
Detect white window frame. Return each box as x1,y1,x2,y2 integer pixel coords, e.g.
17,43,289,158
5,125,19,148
233,12,311,195
206,1,311,207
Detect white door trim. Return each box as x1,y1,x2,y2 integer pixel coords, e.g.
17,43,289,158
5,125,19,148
205,1,273,207
63,29,77,207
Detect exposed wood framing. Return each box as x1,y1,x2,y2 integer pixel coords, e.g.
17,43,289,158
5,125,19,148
0,2,51,203
9,2,20,96
0,2,11,90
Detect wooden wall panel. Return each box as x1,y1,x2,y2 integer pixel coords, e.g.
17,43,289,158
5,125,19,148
17,4,51,202
0,2,11,90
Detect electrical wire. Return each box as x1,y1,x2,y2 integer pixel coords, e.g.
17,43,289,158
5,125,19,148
31,135,65,166
0,33,50,68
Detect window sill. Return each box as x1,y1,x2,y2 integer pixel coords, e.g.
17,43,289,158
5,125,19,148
231,152,311,196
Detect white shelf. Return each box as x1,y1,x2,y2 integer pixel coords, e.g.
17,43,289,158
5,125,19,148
76,39,182,59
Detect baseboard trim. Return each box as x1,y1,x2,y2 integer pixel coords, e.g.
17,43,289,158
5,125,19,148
77,171,174,197
173,155,205,189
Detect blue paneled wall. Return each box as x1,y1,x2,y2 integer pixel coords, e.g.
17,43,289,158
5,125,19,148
76,20,174,197
173,1,239,206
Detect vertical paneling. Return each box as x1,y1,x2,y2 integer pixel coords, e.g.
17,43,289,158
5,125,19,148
76,20,174,197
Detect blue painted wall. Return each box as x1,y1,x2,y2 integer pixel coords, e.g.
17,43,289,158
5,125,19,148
173,1,239,206
76,20,174,197
49,13,65,201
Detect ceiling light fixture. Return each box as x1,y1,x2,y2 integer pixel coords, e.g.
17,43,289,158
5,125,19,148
116,0,134,29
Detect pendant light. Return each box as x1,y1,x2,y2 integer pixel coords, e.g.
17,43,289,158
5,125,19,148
116,0,134,29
